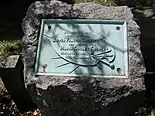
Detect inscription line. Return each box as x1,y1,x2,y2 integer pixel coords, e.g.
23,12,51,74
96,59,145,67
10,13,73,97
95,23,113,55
70,65,80,74
56,62,70,68
44,33,52,39
51,57,61,60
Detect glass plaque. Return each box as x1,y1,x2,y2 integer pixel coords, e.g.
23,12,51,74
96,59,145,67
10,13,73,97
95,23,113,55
34,19,128,78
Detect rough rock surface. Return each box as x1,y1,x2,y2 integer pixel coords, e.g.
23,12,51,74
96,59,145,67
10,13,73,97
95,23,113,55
22,1,146,116
0,77,20,116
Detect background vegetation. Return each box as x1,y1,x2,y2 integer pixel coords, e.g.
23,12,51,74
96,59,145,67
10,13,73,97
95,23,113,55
0,40,21,57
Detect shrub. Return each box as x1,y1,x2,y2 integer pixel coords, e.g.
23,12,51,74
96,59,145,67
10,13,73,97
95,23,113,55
0,40,22,57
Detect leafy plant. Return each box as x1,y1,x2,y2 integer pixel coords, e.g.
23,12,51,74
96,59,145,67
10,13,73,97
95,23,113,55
0,40,22,57
151,110,155,116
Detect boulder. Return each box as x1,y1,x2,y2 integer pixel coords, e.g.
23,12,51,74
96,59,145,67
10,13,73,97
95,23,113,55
22,1,146,116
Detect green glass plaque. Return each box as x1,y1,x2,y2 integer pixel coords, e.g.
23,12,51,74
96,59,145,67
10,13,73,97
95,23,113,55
34,19,128,78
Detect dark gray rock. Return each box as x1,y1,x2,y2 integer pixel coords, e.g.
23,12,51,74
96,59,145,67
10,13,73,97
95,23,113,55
0,77,20,116
0,55,38,113
22,1,146,116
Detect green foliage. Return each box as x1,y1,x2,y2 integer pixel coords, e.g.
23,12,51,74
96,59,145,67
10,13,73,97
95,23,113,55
151,111,155,116
74,0,117,6
0,40,22,57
